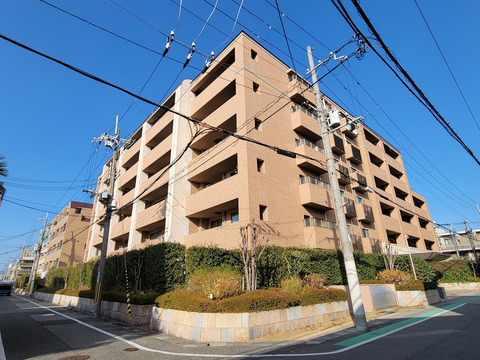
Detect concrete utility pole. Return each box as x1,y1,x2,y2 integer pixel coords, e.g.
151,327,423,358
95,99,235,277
92,116,121,318
404,235,417,280
462,220,479,266
29,213,49,295
307,46,368,332
449,223,461,258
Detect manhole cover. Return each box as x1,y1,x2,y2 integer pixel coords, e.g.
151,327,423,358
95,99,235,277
58,356,90,360
123,348,139,352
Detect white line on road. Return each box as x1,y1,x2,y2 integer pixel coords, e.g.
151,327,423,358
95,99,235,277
15,295,476,358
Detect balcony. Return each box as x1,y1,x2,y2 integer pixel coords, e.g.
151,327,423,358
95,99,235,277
352,173,367,190
110,217,131,240
346,144,362,164
143,134,172,174
344,199,356,218
120,139,141,169
401,221,420,239
188,137,238,182
135,200,167,231
299,177,332,210
138,171,169,201
295,144,327,173
336,164,350,184
291,105,321,141
191,75,237,120
420,227,435,241
356,204,374,223
186,175,240,218
287,72,316,105
330,134,345,154
117,163,138,190
390,174,409,194
91,231,103,247
117,189,135,210
350,235,363,252
145,115,174,146
381,215,402,233
304,219,339,249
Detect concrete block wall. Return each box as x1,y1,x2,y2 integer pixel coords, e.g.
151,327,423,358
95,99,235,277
150,301,350,342
396,289,441,307
439,282,480,293
32,292,152,326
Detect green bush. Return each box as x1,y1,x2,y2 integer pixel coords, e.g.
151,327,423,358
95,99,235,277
155,288,348,313
281,276,304,294
431,260,475,283
395,257,436,282
185,246,242,275
396,281,438,291
186,267,242,299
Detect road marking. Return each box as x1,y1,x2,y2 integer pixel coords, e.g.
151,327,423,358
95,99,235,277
15,295,479,358
0,329,6,360
335,296,480,347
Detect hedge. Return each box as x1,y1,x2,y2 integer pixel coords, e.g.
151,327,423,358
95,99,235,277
395,256,436,282
155,288,348,313
430,260,477,283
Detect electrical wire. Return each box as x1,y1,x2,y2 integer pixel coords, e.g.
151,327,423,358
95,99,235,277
273,0,296,72
213,0,244,53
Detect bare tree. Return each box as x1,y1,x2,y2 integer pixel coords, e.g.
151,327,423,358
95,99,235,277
240,220,267,291
383,242,398,270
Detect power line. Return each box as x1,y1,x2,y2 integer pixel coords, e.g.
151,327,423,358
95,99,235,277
273,0,296,72
413,0,480,132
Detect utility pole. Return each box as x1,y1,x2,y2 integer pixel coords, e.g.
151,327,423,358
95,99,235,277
307,46,367,332
462,220,479,270
404,235,417,280
29,213,49,295
449,223,461,258
92,116,121,318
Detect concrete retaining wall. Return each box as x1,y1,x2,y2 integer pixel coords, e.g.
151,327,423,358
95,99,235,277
439,282,480,293
150,301,349,342
396,289,441,307
32,292,152,325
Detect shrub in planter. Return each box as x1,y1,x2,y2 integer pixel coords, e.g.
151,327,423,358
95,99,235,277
377,269,414,285
303,273,327,289
396,281,438,291
281,276,304,294
186,267,242,300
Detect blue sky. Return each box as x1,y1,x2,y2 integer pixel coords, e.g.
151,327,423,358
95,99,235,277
1,0,479,271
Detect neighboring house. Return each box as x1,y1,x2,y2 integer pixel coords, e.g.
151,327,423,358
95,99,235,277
6,247,34,282
38,201,92,276
436,227,480,262
85,32,439,261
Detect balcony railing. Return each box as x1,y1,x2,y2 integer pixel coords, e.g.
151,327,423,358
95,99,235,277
291,104,319,121
304,217,336,230
295,138,324,153
300,175,330,189
438,240,480,252
350,235,363,251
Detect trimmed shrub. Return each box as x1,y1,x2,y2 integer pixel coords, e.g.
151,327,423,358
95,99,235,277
396,281,438,291
281,276,304,294
377,269,414,285
186,267,242,300
431,260,475,283
303,273,327,289
395,256,436,282
185,246,242,275
155,288,348,313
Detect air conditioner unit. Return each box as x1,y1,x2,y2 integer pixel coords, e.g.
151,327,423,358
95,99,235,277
327,109,341,128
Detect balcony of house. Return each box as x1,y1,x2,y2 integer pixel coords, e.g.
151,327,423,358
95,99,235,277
287,70,316,105
438,237,480,253
299,176,332,210
143,134,173,174
330,133,345,154
110,216,131,241
186,174,240,218
188,138,238,182
336,163,350,184
344,199,356,218
191,75,237,120
190,100,238,151
411,191,429,219
120,138,141,169
303,217,338,249
364,139,383,160
95,208,106,225
369,162,389,184
291,105,321,141
394,188,413,212
116,188,135,210
352,172,368,190
101,170,109,185
117,163,138,191
295,140,326,173
390,174,409,195
346,144,362,164
356,203,374,223
400,220,421,239
350,234,363,252
419,226,435,242
184,220,242,249
135,200,167,231
145,114,174,146
138,171,169,202
381,214,402,233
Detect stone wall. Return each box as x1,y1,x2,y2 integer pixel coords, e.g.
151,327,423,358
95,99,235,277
32,292,152,326
150,301,349,342
439,282,480,293
396,289,441,307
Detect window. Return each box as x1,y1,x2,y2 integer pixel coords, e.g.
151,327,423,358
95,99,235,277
259,205,267,221
251,49,258,60
257,159,265,173
211,219,222,228
355,197,363,204
253,82,259,92
361,228,369,238
75,207,82,214
254,118,262,131
340,190,345,197
231,212,239,223
150,231,164,240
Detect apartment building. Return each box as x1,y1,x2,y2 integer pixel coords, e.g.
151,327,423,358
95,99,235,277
436,227,480,261
38,201,92,275
6,247,34,281
85,32,439,260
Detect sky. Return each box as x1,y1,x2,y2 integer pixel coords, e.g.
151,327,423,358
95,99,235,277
1,0,480,272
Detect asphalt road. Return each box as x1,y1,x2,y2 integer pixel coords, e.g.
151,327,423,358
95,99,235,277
1,291,479,359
